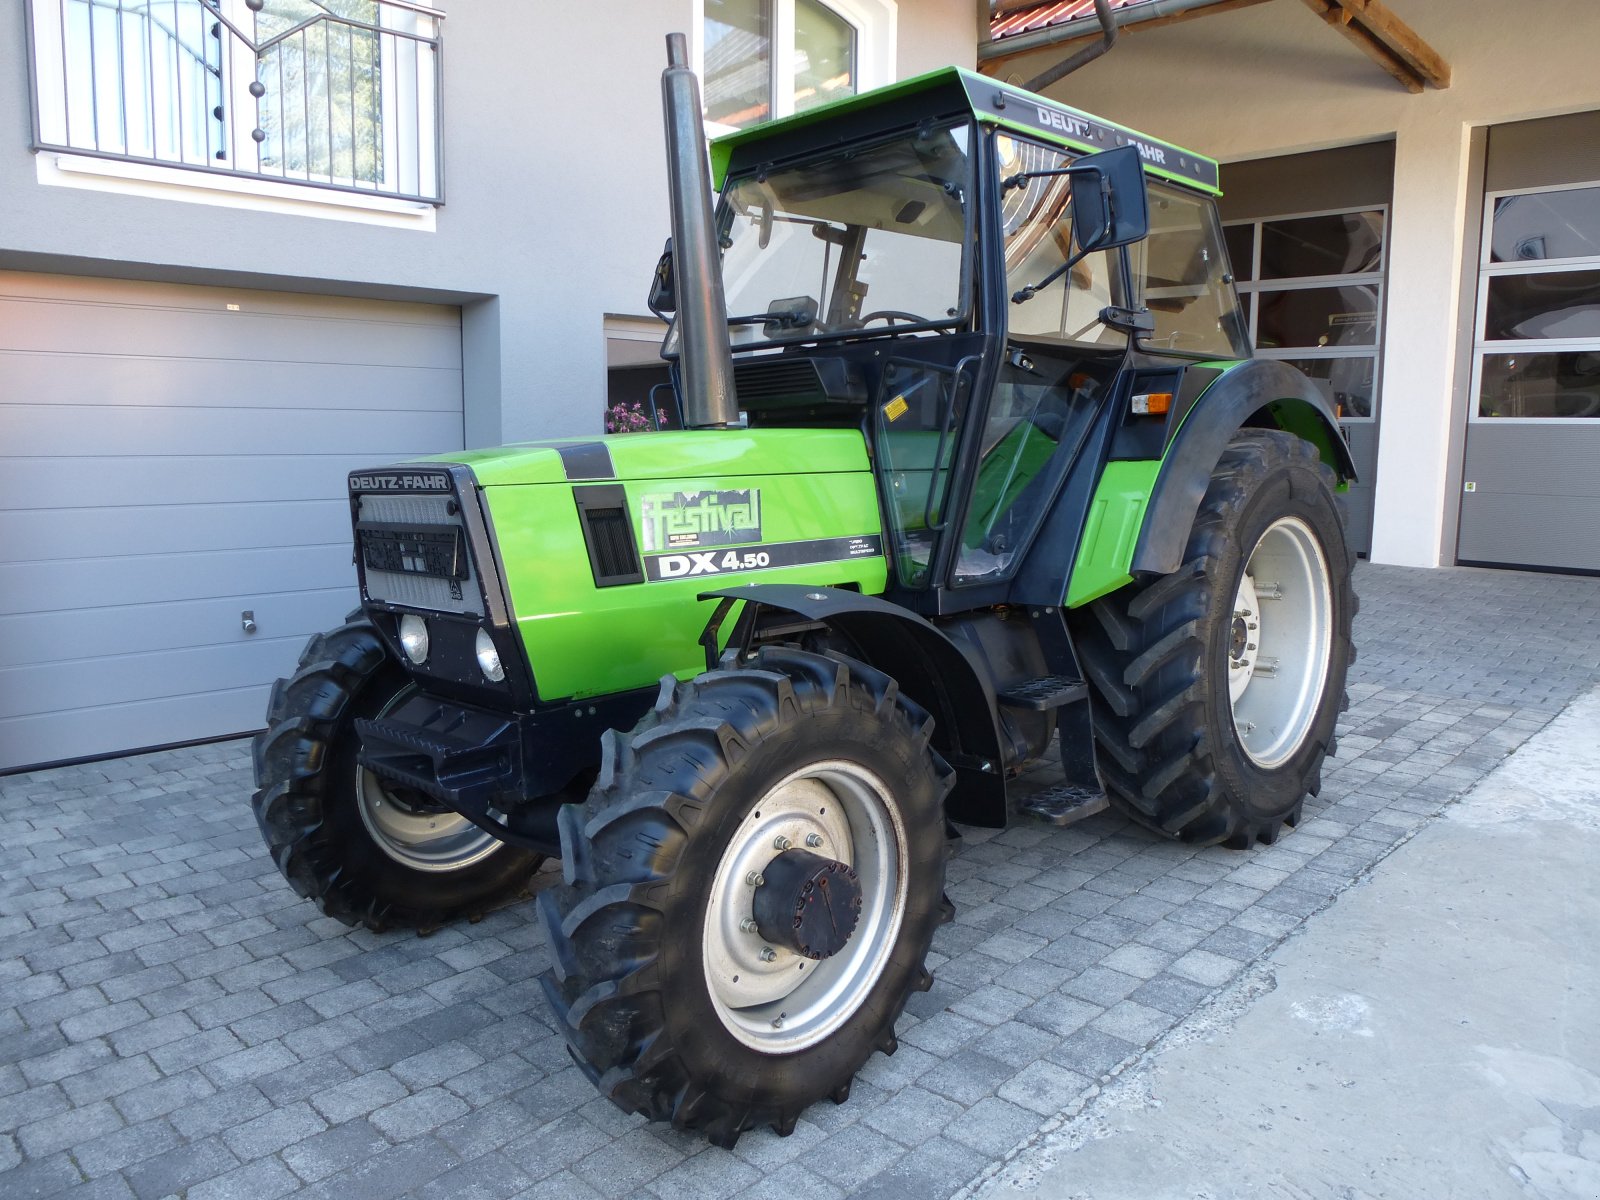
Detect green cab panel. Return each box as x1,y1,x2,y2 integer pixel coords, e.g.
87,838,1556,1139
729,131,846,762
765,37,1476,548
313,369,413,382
451,431,887,702
1064,460,1159,608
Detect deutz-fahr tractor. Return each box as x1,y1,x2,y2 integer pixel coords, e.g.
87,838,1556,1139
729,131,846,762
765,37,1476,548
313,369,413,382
254,35,1356,1147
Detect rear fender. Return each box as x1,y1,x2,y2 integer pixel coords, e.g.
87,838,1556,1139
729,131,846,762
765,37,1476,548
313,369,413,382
700,584,1009,828
1130,359,1357,576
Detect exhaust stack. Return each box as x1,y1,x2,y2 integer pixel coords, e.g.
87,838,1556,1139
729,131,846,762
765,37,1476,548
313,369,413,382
661,33,739,429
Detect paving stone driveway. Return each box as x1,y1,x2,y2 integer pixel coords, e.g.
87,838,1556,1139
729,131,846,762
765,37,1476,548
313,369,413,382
4,563,1599,1200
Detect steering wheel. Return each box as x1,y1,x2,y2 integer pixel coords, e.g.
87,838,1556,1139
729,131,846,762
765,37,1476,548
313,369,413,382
857,310,927,327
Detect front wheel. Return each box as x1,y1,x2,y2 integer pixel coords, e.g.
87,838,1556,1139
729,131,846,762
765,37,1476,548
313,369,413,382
1071,430,1356,847
538,646,952,1147
252,616,543,930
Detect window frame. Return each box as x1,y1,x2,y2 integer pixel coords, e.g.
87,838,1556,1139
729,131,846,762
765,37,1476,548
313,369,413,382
694,0,895,137
1224,202,1390,422
1471,178,1600,425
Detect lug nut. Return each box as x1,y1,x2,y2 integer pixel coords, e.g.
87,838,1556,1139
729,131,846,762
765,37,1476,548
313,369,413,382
740,918,759,933
759,947,777,962
772,1015,785,1028
805,833,824,848
773,835,792,851
746,871,765,887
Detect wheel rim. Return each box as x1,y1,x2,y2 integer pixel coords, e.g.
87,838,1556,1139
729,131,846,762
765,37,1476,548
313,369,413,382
1228,516,1334,769
702,760,908,1053
354,689,503,873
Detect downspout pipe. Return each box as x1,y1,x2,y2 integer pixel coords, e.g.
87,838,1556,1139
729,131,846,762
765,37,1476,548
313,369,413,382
987,0,1238,75
661,32,739,429
1022,0,1118,93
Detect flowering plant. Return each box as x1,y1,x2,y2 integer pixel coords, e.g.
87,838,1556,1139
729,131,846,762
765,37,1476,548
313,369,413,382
605,401,669,434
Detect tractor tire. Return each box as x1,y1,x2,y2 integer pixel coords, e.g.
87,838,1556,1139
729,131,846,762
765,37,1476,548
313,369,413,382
1071,430,1356,847
252,615,543,931
539,646,952,1147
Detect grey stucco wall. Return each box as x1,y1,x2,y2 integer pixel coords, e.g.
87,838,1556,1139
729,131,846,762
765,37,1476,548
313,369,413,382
3,1,697,446
1,1,978,449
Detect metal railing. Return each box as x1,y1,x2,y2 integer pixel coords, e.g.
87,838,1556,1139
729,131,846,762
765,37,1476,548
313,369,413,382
25,0,446,203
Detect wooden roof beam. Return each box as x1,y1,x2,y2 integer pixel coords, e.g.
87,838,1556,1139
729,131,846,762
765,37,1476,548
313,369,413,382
1301,0,1451,93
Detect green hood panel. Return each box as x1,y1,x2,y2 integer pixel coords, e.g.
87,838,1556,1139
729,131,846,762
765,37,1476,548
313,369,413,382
464,430,886,701
422,429,871,488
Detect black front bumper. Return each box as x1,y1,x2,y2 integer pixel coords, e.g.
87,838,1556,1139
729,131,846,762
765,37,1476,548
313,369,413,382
354,686,657,857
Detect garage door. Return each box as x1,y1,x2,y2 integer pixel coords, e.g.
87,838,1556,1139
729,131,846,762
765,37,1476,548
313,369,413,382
1457,113,1600,573
0,272,464,771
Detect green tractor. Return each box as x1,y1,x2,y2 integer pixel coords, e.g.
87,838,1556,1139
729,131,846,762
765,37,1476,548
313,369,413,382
253,34,1355,1147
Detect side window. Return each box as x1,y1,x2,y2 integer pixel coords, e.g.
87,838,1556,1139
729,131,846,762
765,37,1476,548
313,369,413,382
1134,185,1249,357
875,360,966,589
998,135,1124,346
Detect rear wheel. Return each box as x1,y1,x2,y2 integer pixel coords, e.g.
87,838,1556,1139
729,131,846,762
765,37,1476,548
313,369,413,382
539,646,951,1147
252,616,543,930
1071,430,1355,847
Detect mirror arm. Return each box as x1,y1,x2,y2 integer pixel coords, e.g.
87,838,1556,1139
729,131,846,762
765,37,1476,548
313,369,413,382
1011,246,1090,304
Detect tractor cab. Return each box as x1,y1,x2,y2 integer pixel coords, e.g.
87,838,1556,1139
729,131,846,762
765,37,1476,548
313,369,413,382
656,68,1250,614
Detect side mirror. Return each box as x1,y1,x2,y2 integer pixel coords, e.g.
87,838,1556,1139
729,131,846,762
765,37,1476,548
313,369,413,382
1070,144,1149,253
647,238,676,316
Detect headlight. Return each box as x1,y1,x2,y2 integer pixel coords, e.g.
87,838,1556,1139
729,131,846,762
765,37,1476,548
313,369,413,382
475,627,505,683
399,614,429,664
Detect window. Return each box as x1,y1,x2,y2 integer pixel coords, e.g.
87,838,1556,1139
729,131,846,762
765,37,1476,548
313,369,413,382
27,0,443,203
700,0,894,131
1473,182,1600,420
1226,208,1387,419
998,135,1124,347
703,123,971,350
1135,184,1248,358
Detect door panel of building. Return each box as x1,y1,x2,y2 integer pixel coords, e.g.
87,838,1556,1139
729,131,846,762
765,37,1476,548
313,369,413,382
1458,170,1600,572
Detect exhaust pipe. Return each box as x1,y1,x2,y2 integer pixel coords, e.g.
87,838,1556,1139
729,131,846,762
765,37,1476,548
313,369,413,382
661,32,738,429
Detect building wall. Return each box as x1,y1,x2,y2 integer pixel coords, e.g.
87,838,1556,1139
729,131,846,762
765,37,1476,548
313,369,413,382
0,0,976,450
993,0,1600,568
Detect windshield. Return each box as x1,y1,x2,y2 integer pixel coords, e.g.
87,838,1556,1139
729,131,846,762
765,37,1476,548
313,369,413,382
676,124,972,351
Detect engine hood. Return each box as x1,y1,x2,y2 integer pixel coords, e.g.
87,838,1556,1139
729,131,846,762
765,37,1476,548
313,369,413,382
415,428,870,488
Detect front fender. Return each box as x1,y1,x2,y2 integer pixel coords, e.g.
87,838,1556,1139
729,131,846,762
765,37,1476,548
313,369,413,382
1130,359,1357,577
700,584,1009,828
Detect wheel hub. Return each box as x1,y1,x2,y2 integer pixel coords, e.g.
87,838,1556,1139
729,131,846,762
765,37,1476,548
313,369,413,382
1228,614,1250,661
701,761,907,1052
752,849,862,960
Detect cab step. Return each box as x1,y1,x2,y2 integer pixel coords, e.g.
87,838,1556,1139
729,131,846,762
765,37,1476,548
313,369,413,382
1017,784,1107,832
997,675,1088,711
1018,784,1109,827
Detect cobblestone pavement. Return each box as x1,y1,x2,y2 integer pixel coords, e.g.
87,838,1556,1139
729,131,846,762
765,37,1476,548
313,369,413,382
3,563,1598,1200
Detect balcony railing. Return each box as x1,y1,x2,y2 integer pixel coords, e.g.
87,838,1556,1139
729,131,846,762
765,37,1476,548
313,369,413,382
26,0,445,203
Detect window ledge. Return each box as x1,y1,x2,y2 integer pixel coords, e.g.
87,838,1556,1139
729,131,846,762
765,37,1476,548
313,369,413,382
36,152,438,231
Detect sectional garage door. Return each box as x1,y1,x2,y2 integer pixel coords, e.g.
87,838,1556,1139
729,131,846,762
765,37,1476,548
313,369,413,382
0,272,464,771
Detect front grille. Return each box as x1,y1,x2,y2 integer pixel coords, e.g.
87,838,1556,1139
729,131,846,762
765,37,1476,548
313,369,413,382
354,491,482,615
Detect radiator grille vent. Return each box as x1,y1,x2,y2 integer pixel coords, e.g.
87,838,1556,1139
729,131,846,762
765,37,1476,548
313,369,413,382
575,485,644,587
733,355,865,411
735,358,827,406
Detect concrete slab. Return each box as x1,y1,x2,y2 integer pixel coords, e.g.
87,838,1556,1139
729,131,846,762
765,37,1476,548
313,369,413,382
976,688,1600,1200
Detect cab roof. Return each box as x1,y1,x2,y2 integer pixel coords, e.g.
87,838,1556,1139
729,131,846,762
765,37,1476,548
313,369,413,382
711,65,1220,197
